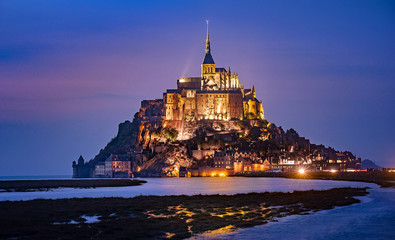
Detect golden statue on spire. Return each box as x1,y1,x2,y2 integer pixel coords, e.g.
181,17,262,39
205,20,210,53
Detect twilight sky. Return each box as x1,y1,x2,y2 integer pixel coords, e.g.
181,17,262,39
0,0,394,176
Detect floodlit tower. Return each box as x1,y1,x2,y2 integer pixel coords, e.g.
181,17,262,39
201,20,216,80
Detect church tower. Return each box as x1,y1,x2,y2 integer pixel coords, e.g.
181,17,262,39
201,20,216,80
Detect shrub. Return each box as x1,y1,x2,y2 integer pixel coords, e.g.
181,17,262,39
161,127,178,142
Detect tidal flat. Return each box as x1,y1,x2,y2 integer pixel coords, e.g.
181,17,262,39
241,171,395,188
0,179,146,192
0,187,368,239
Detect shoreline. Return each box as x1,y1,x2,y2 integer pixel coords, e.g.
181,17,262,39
1,172,393,193
0,179,146,192
0,187,368,239
234,171,395,188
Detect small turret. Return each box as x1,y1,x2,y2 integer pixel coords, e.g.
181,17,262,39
77,155,85,165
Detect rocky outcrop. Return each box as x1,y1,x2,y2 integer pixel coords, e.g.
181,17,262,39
74,105,361,177
361,159,382,170
90,118,139,165
137,145,195,177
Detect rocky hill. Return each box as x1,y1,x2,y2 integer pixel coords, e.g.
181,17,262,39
361,159,382,170
73,106,362,177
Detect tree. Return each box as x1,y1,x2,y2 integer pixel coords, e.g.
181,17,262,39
161,127,178,142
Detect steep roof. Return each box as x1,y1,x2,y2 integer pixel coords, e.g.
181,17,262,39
203,52,215,64
215,68,226,72
203,20,215,64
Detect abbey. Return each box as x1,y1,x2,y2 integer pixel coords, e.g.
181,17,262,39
73,22,362,179
153,22,264,122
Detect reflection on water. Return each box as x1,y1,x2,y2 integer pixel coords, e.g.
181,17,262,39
0,177,376,201
0,177,392,239
188,225,237,240
203,187,395,240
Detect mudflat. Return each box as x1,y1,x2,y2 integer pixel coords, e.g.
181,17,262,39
0,187,368,239
0,179,146,192
241,171,395,188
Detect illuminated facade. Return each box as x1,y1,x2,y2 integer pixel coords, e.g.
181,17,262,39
104,154,132,178
163,21,264,121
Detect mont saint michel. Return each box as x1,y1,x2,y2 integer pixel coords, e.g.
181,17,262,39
1,2,395,239
73,22,361,178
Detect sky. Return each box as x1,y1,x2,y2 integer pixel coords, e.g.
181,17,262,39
0,0,394,176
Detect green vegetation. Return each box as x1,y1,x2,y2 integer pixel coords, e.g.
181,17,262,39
161,127,179,142
0,179,146,192
0,187,368,239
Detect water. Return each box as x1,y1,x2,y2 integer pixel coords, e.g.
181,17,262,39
0,177,376,201
0,175,72,180
0,177,393,239
203,187,395,240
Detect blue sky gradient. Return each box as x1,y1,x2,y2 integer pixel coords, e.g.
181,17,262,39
0,0,394,175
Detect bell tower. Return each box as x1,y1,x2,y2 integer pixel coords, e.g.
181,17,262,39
201,20,215,80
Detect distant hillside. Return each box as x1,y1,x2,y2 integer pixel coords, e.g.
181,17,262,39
361,159,382,169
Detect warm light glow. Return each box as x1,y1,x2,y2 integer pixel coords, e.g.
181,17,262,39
211,173,216,177
330,169,337,173
219,172,226,177
298,169,305,174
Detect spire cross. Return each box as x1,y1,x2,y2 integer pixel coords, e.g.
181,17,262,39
205,20,211,53
206,20,209,41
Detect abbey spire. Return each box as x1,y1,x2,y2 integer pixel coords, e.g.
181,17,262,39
205,20,211,53
202,20,215,66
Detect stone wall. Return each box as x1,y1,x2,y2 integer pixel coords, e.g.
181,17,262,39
191,150,215,160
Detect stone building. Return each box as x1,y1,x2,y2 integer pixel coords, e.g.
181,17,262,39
72,155,91,178
94,162,105,177
140,21,264,125
103,154,132,178
214,150,261,169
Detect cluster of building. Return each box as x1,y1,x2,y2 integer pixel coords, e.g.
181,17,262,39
81,146,362,178
93,154,133,178
182,148,361,177
73,154,135,178
192,150,271,177
72,22,363,179
139,21,264,125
